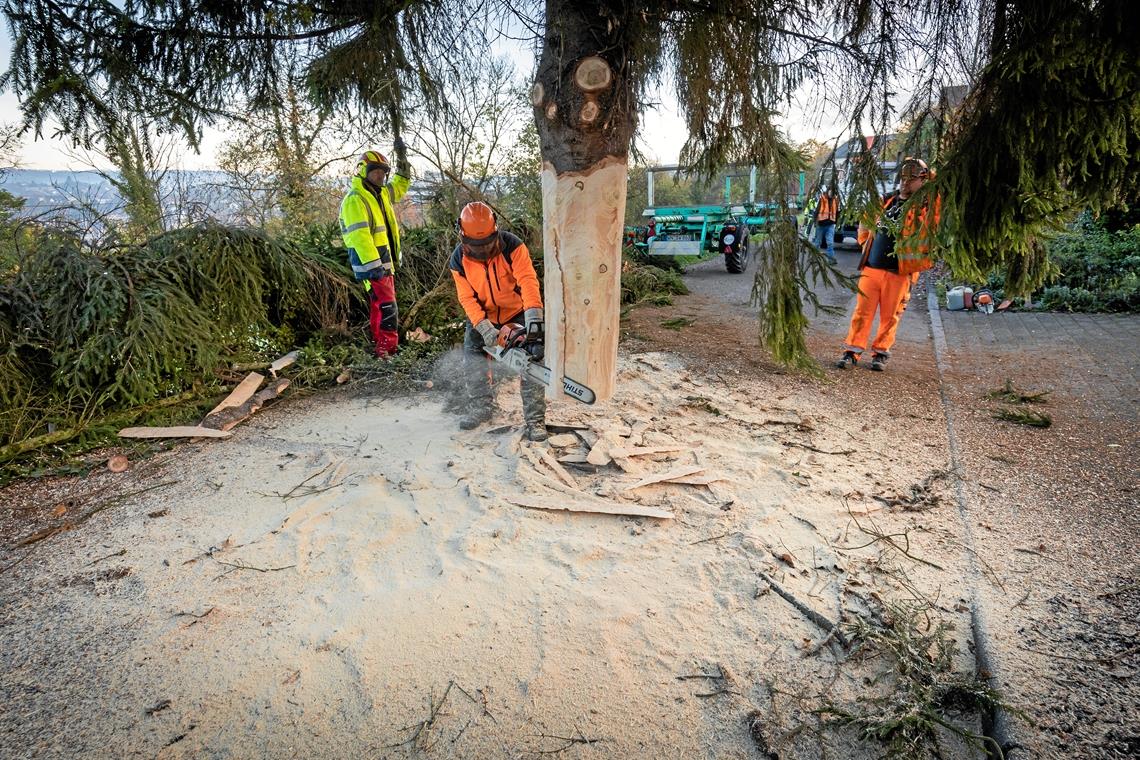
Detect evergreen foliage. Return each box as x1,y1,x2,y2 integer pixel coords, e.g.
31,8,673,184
752,221,858,373
821,602,1015,759
3,0,1136,372
933,0,1139,296
0,222,357,446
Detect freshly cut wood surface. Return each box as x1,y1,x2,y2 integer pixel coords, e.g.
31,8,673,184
118,426,232,439
624,465,706,490
586,438,612,466
208,372,265,416
536,447,579,489
540,158,627,402
504,494,673,519
269,350,300,374
202,379,290,431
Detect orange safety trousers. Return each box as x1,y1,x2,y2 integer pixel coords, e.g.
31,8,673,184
844,267,916,356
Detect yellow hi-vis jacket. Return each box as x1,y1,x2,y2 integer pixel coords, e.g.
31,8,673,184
339,173,411,286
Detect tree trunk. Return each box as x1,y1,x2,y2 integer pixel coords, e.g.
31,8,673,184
533,2,640,402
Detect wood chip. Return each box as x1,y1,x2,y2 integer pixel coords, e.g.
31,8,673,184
575,429,600,448
557,453,591,464
118,426,232,439
208,372,265,416
544,423,591,434
608,444,691,458
505,494,674,519
586,438,612,466
547,433,580,448
535,447,579,489
624,465,706,491
663,474,730,486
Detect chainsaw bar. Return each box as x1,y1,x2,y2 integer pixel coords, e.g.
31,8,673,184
483,346,596,405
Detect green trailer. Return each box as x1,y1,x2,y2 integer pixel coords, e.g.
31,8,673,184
626,165,805,273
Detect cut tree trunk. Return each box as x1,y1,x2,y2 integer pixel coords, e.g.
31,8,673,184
534,2,642,402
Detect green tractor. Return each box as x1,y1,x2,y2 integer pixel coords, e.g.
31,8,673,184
625,166,805,273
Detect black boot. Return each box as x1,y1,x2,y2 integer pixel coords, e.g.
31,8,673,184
459,408,493,430
836,350,859,369
870,353,889,371
524,423,550,442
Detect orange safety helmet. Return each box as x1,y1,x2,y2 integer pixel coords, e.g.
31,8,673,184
458,201,500,260
357,150,391,180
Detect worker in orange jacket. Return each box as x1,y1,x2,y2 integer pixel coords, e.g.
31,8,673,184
449,201,548,441
813,185,841,261
838,157,940,371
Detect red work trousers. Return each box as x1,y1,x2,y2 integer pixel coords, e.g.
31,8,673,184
367,275,398,357
843,267,916,357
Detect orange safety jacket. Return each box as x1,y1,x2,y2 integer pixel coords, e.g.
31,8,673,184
857,192,941,275
816,193,839,223
449,231,543,325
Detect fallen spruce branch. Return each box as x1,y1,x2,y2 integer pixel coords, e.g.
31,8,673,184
987,379,1050,404
993,407,1052,428
758,571,850,648
841,500,945,570
0,390,203,464
14,480,179,547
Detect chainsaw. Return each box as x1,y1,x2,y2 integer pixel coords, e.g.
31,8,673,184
483,322,596,405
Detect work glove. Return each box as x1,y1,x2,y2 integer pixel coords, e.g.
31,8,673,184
524,307,544,336
393,135,411,176
523,307,545,359
475,319,498,347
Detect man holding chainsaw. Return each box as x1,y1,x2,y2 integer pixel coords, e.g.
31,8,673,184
449,201,548,441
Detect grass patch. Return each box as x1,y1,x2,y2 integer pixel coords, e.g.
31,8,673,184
660,316,696,330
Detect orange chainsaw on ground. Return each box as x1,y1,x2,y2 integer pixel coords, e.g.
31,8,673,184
483,322,596,405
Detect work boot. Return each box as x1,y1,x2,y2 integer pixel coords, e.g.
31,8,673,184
459,408,493,430
524,423,550,442
870,353,889,371
836,351,859,369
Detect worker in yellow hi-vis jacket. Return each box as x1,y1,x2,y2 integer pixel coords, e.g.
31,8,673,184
339,141,411,356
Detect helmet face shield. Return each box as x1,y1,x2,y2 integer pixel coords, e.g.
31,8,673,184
462,231,501,261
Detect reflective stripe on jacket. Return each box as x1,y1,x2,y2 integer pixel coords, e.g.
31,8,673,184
449,231,543,325
816,193,839,223
339,173,411,281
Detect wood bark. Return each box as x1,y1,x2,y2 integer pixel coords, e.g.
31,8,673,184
534,2,642,402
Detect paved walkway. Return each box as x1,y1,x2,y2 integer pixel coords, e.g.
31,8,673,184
686,249,1139,758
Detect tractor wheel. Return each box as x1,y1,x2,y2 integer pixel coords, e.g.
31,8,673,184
725,247,747,273
724,232,751,273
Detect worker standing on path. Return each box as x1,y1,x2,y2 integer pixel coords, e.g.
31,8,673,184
837,157,940,371
449,202,549,442
814,184,841,262
339,141,412,357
